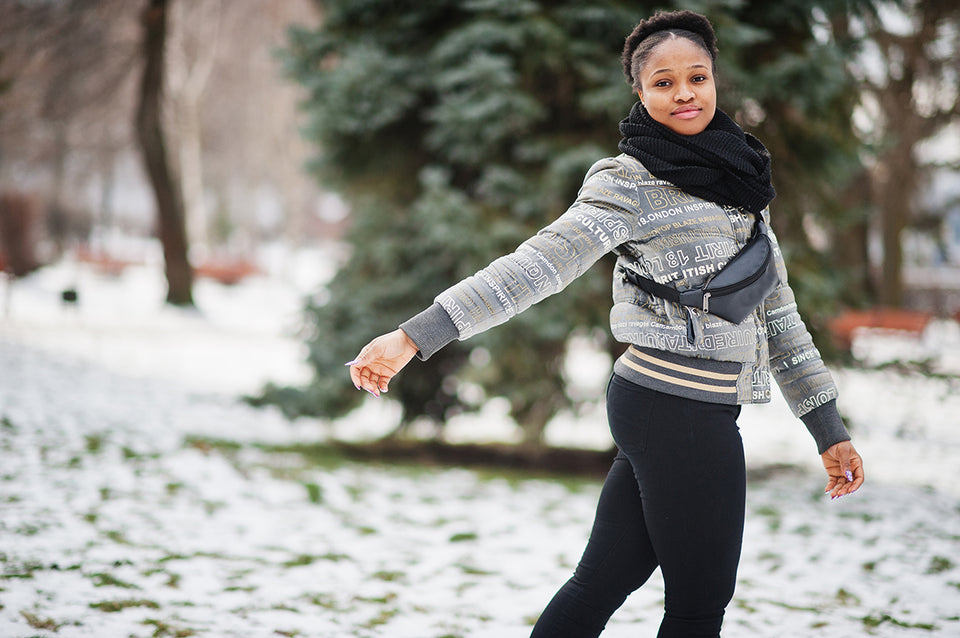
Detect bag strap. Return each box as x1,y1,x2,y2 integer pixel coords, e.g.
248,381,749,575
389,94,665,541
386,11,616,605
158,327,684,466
621,267,682,303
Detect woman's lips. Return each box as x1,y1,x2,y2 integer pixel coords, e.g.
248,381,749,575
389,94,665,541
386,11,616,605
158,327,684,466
672,106,701,120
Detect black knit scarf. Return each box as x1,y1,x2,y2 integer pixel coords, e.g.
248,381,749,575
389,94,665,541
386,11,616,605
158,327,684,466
618,101,776,214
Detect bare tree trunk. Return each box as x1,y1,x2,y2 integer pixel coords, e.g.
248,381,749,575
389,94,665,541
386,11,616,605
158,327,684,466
875,145,917,306
833,171,875,303
135,0,193,306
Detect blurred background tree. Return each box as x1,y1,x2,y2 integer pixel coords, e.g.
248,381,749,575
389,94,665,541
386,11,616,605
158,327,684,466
276,0,878,442
137,0,194,305
849,0,960,308
0,0,321,298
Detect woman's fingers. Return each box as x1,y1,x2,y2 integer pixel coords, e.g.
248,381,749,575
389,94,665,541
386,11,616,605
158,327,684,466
346,330,418,398
821,441,865,500
826,463,863,499
355,365,387,397
346,345,392,398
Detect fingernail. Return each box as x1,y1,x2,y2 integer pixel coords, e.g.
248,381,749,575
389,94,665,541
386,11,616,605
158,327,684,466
845,471,854,482
366,389,379,398
344,360,358,366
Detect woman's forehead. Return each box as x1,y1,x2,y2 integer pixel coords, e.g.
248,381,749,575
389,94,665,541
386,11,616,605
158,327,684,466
646,37,712,67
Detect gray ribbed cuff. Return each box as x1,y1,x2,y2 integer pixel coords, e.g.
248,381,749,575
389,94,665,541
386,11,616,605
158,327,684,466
800,400,851,454
399,302,460,361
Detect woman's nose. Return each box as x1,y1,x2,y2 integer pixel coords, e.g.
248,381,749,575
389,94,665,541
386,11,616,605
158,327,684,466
675,83,695,101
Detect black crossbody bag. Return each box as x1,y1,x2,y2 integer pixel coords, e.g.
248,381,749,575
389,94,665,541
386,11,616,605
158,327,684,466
618,218,780,325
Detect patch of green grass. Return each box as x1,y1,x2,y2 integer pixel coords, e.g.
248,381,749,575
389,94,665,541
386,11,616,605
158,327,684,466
835,588,861,606
2,560,43,579
304,593,343,610
253,442,355,471
456,564,494,576
185,437,244,453
753,504,782,532
354,592,397,605
372,570,405,582
122,446,161,460
838,511,881,523
449,532,478,543
1,415,16,431
224,585,256,592
142,618,196,637
203,500,226,515
104,530,130,544
283,554,317,568
756,551,783,572
85,434,105,453
303,482,323,504
90,572,140,589
271,603,299,612
862,613,937,631
766,600,822,613
282,553,351,567
344,483,365,501
89,599,160,613
166,482,184,496
360,607,399,629
926,556,954,574
20,611,61,631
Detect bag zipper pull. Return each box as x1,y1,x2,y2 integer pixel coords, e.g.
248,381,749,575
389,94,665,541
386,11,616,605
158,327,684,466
702,292,711,314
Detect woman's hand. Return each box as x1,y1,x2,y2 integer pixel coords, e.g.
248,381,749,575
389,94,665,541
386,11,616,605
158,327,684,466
821,441,865,499
346,329,419,397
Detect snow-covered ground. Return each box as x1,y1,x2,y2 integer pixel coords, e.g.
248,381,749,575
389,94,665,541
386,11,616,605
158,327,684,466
1,258,959,638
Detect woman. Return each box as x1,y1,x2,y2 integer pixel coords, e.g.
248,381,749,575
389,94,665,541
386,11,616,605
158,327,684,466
347,10,864,637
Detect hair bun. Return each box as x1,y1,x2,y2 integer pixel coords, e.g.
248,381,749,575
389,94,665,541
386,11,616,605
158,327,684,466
622,10,719,86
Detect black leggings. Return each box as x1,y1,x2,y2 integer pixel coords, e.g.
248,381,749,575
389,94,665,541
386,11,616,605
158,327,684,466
531,373,746,638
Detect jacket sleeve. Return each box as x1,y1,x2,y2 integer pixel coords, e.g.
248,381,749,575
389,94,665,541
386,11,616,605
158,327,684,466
400,157,641,360
763,223,851,454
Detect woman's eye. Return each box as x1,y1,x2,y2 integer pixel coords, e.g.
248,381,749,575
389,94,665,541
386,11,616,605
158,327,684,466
693,75,707,83
655,80,671,88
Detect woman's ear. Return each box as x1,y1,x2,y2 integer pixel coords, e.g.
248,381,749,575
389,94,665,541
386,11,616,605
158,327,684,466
637,89,644,105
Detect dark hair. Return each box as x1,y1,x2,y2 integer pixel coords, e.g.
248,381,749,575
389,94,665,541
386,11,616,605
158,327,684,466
621,10,719,90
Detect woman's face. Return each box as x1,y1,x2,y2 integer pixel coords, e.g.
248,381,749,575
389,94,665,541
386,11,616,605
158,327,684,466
637,37,716,136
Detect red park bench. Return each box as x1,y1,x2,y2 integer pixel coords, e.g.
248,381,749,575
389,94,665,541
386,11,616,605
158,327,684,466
827,308,934,351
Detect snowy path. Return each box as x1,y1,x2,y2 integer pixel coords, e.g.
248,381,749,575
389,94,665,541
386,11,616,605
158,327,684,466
2,265,960,637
